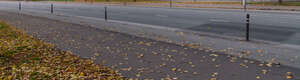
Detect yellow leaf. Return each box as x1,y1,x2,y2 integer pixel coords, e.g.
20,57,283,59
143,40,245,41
188,62,193,64
256,76,261,79
167,55,172,58
80,72,85,76
172,68,177,71
286,72,293,79
262,69,267,75
257,49,263,53
171,50,178,52
209,54,219,57
145,42,152,46
286,75,293,79
210,78,216,80
7,75,13,80
212,58,216,62
184,70,188,73
136,73,141,77
212,72,218,77
94,53,100,57
177,32,184,36
193,72,198,75
107,76,114,80
138,54,144,58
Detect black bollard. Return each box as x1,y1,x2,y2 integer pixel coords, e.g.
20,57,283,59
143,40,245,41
19,2,21,11
51,4,54,14
105,6,108,21
246,14,250,41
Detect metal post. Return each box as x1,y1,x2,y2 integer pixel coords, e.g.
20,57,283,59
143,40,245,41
169,0,172,8
51,4,53,14
262,0,265,6
123,0,127,6
242,0,247,12
105,6,108,21
19,2,21,11
246,14,250,41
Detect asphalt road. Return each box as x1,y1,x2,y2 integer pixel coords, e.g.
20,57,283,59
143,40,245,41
0,1,300,45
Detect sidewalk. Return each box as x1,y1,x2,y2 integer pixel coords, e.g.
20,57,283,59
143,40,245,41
0,10,299,79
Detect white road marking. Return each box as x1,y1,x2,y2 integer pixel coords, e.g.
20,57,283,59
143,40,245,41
209,19,230,22
119,12,129,14
155,14,168,18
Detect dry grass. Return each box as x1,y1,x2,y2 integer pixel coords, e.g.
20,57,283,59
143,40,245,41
0,21,125,79
177,1,241,5
248,1,300,6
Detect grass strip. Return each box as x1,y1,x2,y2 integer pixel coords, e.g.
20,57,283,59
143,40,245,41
0,21,125,79
248,1,300,6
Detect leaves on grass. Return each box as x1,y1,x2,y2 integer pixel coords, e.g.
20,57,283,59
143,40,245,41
0,22,124,79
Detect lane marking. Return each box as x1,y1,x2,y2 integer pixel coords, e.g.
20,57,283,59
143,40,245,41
155,14,168,18
119,12,129,14
209,19,230,23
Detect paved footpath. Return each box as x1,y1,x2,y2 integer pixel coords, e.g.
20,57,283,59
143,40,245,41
0,11,299,80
